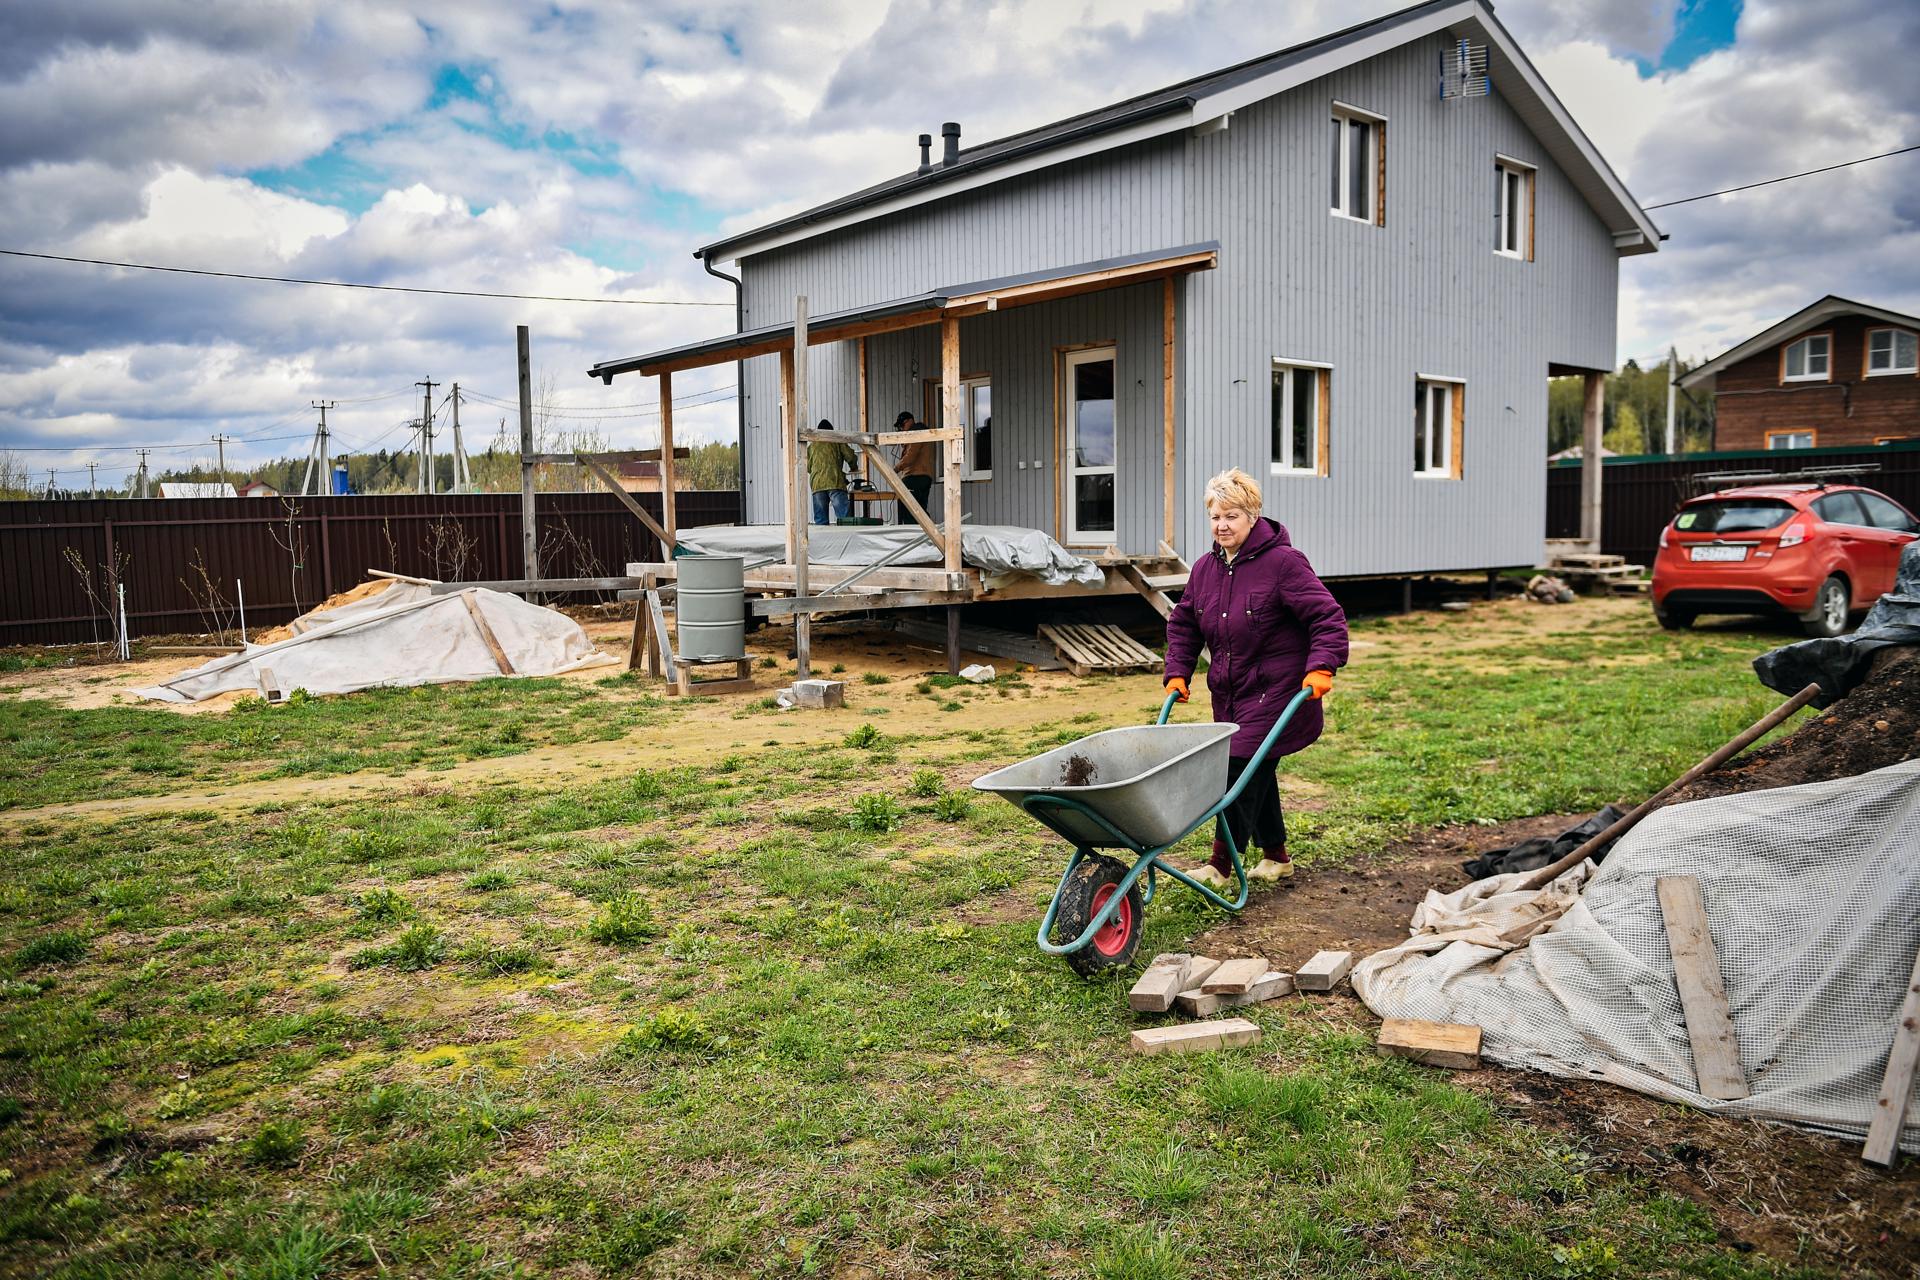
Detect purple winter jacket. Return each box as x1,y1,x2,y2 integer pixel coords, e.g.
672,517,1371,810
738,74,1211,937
1164,517,1349,759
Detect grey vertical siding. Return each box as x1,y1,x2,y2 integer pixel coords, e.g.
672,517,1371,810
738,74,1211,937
733,33,1623,575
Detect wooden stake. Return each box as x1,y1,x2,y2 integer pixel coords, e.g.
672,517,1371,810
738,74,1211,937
1656,876,1748,1100
793,296,812,681
1864,941,1920,1167
658,369,677,549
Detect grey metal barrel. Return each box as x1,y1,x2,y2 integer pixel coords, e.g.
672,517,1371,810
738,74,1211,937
675,554,746,661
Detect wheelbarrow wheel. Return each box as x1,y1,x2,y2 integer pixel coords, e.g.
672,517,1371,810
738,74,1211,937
1053,855,1144,977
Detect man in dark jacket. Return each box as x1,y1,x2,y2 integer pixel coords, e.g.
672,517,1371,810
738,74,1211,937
1164,468,1348,887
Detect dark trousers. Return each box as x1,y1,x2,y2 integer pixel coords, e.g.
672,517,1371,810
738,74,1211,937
897,474,933,523
1214,755,1286,860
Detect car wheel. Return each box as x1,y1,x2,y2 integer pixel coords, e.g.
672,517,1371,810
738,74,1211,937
1654,602,1695,631
1800,575,1850,638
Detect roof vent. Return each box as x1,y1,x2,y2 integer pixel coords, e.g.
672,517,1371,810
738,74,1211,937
1439,39,1489,100
941,121,961,167
916,133,932,175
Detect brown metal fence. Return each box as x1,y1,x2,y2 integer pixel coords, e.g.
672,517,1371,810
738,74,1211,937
1547,442,1920,567
0,490,742,645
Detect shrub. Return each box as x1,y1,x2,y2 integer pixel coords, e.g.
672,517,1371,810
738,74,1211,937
15,931,87,969
587,892,658,946
908,768,943,798
849,795,902,834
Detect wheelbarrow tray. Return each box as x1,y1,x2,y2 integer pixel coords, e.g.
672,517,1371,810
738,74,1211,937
971,722,1239,849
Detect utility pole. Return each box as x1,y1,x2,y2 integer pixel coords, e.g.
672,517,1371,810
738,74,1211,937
87,461,99,498
517,327,537,580
1665,346,1679,456
449,383,467,493
416,378,438,493
135,449,151,499
45,469,56,499
211,434,231,487
304,401,335,495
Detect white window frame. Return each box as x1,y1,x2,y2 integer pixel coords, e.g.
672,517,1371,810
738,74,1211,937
1414,375,1461,479
1765,430,1816,450
1329,102,1384,225
1782,333,1831,382
1866,327,1918,376
1063,346,1118,545
959,375,992,480
1270,358,1329,476
1494,155,1534,259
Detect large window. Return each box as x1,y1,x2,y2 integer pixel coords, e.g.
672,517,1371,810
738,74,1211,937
1495,157,1534,259
1414,377,1462,478
1782,333,1830,382
1271,361,1328,475
1329,105,1384,225
1867,327,1918,376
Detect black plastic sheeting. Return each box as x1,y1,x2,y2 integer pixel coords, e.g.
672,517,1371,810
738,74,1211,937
1461,805,1629,880
1754,541,1920,707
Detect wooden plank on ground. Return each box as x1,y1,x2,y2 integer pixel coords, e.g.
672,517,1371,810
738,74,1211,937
460,591,515,674
1201,956,1269,995
1295,950,1354,992
1378,1019,1482,1070
1177,969,1293,1017
1128,953,1192,1013
1129,1017,1261,1057
1656,875,1749,1101
1863,940,1920,1167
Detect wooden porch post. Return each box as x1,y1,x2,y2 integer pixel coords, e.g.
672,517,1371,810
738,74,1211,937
857,337,871,483
658,370,677,549
780,346,797,564
940,314,963,575
1161,276,1176,554
1579,370,1605,550
793,297,812,680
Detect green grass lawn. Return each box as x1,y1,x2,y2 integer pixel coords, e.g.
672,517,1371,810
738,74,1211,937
0,605,1840,1278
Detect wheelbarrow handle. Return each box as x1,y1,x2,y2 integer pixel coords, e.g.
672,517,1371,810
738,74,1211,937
1155,686,1314,810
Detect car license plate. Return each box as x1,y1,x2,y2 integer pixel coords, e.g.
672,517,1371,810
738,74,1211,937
1690,545,1748,562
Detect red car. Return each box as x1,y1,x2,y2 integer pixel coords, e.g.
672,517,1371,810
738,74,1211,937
1652,483,1919,636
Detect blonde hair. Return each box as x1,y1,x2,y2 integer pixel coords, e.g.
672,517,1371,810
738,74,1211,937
1204,467,1263,518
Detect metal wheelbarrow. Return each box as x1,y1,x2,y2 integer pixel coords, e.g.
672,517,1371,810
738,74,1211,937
971,687,1312,975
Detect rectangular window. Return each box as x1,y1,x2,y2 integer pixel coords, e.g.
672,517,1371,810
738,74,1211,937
1765,429,1816,449
1782,333,1830,382
962,377,991,479
1866,327,1918,375
1330,105,1383,225
1414,377,1462,478
1270,361,1329,475
1494,158,1534,259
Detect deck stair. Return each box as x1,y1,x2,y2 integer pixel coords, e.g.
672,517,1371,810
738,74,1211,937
1117,559,1189,618
1039,622,1165,678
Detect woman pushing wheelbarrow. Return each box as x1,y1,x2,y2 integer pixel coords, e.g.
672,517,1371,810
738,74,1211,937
1166,467,1349,890
973,468,1348,974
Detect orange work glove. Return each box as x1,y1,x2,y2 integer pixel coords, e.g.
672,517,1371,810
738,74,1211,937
1165,676,1190,702
1302,669,1334,700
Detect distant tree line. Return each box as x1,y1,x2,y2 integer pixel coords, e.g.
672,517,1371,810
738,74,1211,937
1547,357,1716,457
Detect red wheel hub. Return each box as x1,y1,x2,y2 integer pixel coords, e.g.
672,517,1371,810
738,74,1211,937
1089,883,1134,958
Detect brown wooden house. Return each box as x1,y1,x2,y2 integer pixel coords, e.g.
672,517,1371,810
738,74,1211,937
1679,296,1920,451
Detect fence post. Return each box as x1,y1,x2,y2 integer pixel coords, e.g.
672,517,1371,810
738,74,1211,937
319,507,335,597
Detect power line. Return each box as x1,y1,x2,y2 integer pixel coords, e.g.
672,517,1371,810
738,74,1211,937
1645,143,1920,210
0,248,732,307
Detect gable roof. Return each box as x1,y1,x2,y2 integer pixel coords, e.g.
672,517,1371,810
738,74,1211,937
1676,296,1920,393
698,0,1660,265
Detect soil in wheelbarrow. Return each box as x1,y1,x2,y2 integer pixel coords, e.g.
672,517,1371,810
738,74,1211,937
1193,813,1920,1276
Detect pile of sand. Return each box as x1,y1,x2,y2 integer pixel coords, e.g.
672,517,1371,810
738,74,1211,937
251,578,398,645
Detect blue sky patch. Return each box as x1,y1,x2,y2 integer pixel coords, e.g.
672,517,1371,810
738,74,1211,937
1645,0,1741,74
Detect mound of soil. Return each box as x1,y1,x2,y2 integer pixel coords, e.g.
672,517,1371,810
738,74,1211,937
252,577,397,645
1668,644,1920,805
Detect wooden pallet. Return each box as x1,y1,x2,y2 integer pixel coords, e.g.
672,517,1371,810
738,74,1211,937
1553,551,1625,569
888,617,1066,670
1039,622,1164,678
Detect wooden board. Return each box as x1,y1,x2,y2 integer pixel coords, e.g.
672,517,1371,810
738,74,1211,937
1378,1019,1482,1070
1656,876,1749,1101
1177,970,1293,1018
888,617,1066,670
1129,1017,1261,1057
1294,950,1354,992
1038,621,1164,678
1863,940,1920,1167
1200,956,1269,995
460,591,515,675
1128,953,1192,1014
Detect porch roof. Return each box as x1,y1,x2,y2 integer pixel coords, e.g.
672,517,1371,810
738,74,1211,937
586,241,1218,382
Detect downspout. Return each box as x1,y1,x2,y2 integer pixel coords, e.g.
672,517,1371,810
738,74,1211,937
698,249,747,500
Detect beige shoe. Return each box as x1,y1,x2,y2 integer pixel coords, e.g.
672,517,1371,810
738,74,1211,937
1248,857,1294,882
1187,864,1231,890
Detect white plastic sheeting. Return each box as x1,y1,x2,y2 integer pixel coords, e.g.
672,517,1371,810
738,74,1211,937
137,588,616,703
1354,759,1920,1151
668,523,1106,588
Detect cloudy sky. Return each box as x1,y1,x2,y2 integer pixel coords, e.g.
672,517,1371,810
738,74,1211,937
1,0,1915,487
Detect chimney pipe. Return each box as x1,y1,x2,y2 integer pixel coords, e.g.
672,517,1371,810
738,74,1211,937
916,133,932,176
941,121,960,167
